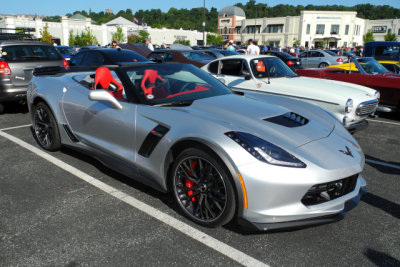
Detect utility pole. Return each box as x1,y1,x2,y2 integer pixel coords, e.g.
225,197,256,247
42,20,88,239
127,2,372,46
203,0,206,46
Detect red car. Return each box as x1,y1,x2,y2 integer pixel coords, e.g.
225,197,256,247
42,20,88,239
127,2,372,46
296,57,400,112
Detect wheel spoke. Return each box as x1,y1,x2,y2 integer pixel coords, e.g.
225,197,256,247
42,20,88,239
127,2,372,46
178,165,198,184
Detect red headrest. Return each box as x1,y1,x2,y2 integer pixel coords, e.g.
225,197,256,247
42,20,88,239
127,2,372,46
141,69,164,97
94,67,123,90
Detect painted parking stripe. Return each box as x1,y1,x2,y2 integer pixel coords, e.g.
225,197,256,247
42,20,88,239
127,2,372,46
0,124,31,131
366,159,400,171
367,119,400,126
0,129,268,267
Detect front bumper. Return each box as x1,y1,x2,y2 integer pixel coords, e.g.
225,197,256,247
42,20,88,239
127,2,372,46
239,186,366,231
344,119,368,133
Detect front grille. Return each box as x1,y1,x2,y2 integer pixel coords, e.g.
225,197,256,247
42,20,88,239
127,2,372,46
264,112,308,128
301,174,358,206
356,99,378,116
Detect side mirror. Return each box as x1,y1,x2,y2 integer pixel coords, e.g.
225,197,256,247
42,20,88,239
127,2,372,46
88,90,123,110
241,69,251,80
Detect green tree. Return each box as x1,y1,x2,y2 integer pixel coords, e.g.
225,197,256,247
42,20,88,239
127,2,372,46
40,23,52,43
173,39,190,46
68,30,75,46
73,27,98,46
384,32,397,41
112,26,126,43
127,30,149,44
206,33,223,45
363,31,375,43
293,38,300,47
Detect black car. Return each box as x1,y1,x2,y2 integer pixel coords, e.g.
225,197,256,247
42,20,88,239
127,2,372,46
0,40,66,113
69,48,150,67
262,51,302,70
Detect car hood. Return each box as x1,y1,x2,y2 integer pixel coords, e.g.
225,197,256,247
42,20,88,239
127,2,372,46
266,76,376,103
180,94,334,149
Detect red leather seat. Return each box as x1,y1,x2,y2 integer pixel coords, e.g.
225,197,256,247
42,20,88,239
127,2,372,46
141,69,168,100
94,67,124,99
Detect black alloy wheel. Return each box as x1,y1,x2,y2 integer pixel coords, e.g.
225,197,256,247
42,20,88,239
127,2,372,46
33,102,61,151
319,62,329,68
171,148,236,227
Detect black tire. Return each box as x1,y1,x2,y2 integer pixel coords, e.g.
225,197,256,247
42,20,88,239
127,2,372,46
33,102,61,151
0,103,4,114
171,147,236,227
319,62,329,68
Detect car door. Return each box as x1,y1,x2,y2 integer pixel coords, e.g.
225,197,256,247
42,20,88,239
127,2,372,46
310,51,324,68
61,71,136,164
299,51,310,68
209,58,257,90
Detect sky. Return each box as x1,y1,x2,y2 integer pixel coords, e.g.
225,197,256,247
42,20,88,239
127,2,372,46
2,0,400,17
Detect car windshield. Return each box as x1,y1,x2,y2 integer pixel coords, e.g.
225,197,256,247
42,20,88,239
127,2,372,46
325,50,338,56
181,51,214,61
104,49,149,63
1,45,62,61
249,57,297,78
357,58,391,74
124,64,231,105
56,47,75,55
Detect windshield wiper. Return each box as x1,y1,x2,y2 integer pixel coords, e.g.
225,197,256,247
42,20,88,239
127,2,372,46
155,100,194,107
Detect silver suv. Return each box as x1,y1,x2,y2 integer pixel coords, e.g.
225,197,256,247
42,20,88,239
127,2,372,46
0,41,66,113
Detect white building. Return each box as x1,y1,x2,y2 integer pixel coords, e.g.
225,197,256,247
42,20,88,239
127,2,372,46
218,6,400,48
0,13,206,46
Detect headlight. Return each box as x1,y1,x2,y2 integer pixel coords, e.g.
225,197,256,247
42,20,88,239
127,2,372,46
225,131,306,168
374,90,380,99
345,98,353,113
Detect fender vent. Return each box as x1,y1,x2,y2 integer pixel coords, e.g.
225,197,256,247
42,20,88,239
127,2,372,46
264,112,308,128
138,124,169,157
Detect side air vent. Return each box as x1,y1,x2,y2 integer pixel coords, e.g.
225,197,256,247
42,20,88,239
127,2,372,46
138,124,170,157
264,112,308,128
63,124,79,142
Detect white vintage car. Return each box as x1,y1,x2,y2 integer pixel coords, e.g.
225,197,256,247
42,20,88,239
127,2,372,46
201,55,379,132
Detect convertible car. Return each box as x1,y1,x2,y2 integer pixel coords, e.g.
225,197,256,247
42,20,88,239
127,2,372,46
202,55,379,132
27,63,366,231
296,57,400,113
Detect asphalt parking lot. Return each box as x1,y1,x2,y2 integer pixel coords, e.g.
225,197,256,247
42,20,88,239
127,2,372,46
1,104,399,266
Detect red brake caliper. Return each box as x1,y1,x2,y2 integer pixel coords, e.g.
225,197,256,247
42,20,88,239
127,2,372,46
185,160,197,202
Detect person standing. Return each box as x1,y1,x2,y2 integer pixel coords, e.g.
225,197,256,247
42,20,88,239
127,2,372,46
226,40,235,51
146,38,154,51
247,39,259,55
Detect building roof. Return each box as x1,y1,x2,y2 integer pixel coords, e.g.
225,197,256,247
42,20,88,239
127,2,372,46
218,6,246,17
106,16,136,26
69,13,98,24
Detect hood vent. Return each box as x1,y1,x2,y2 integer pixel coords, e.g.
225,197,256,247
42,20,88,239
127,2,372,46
264,112,309,128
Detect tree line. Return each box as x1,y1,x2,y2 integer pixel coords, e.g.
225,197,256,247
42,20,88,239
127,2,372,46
43,1,400,33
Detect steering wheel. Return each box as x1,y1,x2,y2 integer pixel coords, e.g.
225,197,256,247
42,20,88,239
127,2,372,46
269,66,277,77
180,82,198,92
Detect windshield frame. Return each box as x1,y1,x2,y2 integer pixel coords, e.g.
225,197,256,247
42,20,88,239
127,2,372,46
249,57,298,79
121,63,232,106
355,57,391,74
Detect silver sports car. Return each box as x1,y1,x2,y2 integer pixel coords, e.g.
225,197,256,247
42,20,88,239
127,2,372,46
27,63,366,230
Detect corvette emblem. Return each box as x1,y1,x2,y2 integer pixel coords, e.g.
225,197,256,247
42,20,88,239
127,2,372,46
339,146,353,157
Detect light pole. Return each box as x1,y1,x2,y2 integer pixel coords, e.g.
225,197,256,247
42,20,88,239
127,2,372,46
203,0,206,46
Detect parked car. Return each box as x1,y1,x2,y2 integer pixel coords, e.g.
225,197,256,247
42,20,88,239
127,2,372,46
262,50,302,70
202,55,379,132
202,49,240,58
28,62,366,230
69,48,150,67
147,49,214,67
55,45,75,61
364,41,400,62
299,49,347,68
0,40,67,114
297,57,400,113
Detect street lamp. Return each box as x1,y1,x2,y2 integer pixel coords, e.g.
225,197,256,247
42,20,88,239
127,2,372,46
203,0,206,46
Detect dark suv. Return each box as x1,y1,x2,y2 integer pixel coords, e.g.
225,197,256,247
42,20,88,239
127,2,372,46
0,41,67,113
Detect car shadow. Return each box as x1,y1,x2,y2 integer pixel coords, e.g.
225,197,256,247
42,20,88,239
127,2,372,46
365,154,400,175
0,102,29,114
361,192,400,220
364,248,400,267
